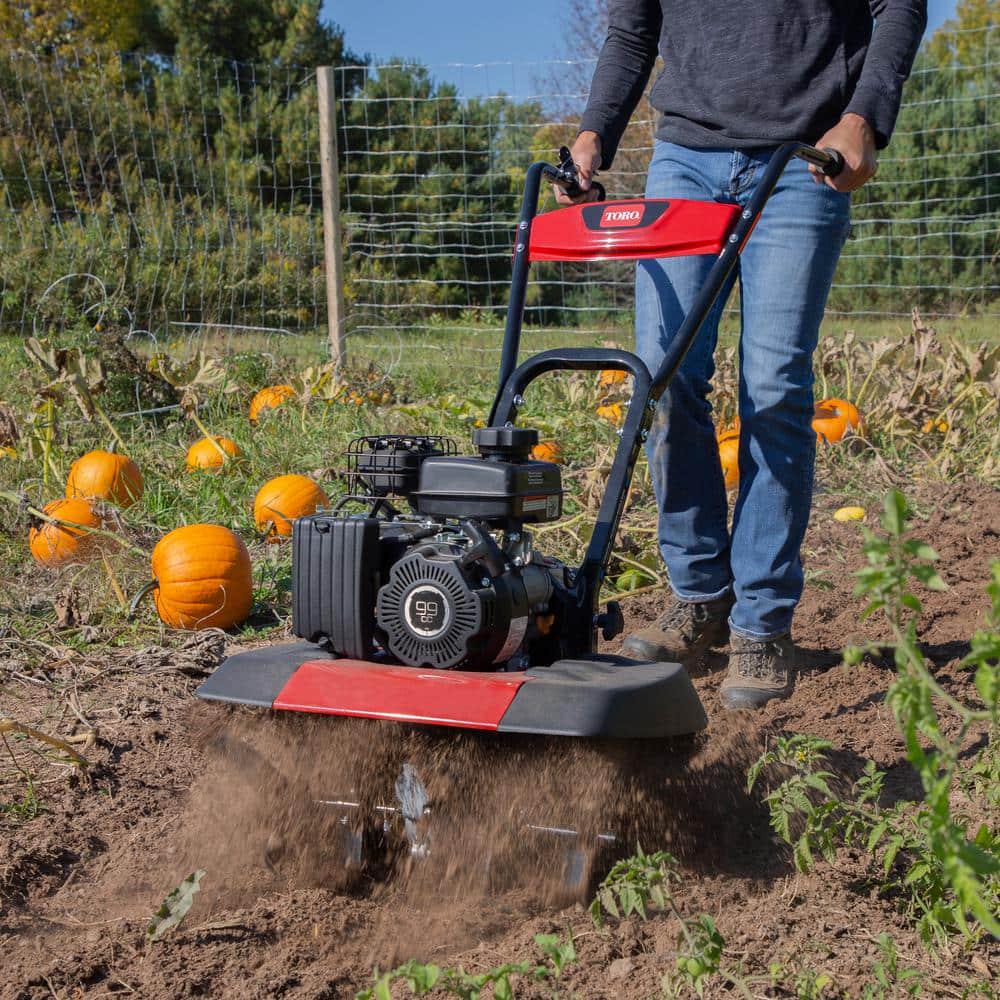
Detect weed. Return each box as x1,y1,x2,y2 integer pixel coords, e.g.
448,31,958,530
1,777,45,821
749,491,999,948
590,845,678,926
354,931,576,1000
861,933,923,998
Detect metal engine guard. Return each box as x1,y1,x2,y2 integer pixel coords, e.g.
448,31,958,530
195,641,707,738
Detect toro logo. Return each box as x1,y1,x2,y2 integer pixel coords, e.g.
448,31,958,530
599,205,643,228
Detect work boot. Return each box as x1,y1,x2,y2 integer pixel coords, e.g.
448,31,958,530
720,633,796,710
621,593,733,663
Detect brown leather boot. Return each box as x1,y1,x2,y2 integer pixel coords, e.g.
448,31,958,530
720,633,796,710
621,593,733,663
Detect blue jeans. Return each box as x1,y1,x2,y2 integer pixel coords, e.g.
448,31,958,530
636,141,851,640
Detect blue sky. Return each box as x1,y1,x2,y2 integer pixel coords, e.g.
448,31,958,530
323,0,960,94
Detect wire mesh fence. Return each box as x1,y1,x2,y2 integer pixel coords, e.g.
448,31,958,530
0,23,996,371
0,47,326,350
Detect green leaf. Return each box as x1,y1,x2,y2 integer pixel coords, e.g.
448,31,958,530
904,540,938,561
803,772,835,798
882,490,907,537
793,835,814,872
912,564,948,591
146,869,206,943
882,837,902,874
867,820,889,853
974,662,998,707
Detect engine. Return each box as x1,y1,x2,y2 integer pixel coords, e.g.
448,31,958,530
291,429,572,670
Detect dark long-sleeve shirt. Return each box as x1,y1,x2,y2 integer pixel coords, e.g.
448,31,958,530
579,0,927,168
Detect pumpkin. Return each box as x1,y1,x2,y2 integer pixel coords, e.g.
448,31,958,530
186,436,243,471
531,441,561,463
148,524,253,629
249,385,296,422
253,474,329,540
812,404,849,444
66,450,143,508
597,369,627,391
817,397,861,432
718,433,739,491
29,498,103,566
716,417,740,440
597,402,624,425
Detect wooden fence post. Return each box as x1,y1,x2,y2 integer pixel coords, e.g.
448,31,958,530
317,65,346,366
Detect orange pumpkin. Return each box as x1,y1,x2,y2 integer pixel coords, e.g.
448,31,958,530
66,450,143,508
249,385,296,422
149,524,253,629
812,404,849,444
29,498,103,566
716,417,740,440
597,402,624,425
253,475,329,540
817,397,861,432
718,433,739,491
597,369,627,391
531,441,561,463
186,436,243,471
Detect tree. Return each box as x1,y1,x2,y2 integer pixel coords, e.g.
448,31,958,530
0,0,169,53
156,0,359,67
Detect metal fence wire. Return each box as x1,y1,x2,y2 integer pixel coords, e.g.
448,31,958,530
0,24,996,367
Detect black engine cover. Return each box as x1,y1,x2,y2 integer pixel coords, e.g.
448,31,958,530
376,543,529,669
412,456,562,525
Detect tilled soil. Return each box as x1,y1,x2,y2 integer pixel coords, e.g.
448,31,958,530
1,480,998,998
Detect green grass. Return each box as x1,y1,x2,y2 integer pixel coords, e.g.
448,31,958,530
0,305,997,643
134,312,1000,387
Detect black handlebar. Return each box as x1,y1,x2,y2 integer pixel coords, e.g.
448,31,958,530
546,142,842,202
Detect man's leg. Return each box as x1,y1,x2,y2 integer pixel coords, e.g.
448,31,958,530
623,142,738,662
721,151,850,707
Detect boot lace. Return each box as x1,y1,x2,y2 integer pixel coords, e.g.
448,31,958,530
732,640,790,682
657,601,699,640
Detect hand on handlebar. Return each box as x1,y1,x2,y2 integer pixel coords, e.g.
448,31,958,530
810,114,878,193
554,131,604,205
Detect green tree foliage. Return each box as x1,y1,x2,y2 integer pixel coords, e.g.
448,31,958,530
0,0,359,67
831,1,998,315
0,0,167,52
156,0,357,68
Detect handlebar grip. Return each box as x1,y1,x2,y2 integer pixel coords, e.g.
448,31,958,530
819,147,845,178
796,144,845,179
562,178,606,202
552,145,606,202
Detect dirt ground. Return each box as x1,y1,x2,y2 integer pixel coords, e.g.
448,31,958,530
2,480,998,999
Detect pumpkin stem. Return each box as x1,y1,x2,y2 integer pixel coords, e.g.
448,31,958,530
128,579,158,620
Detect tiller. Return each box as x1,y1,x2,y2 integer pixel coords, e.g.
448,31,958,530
198,143,844,886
